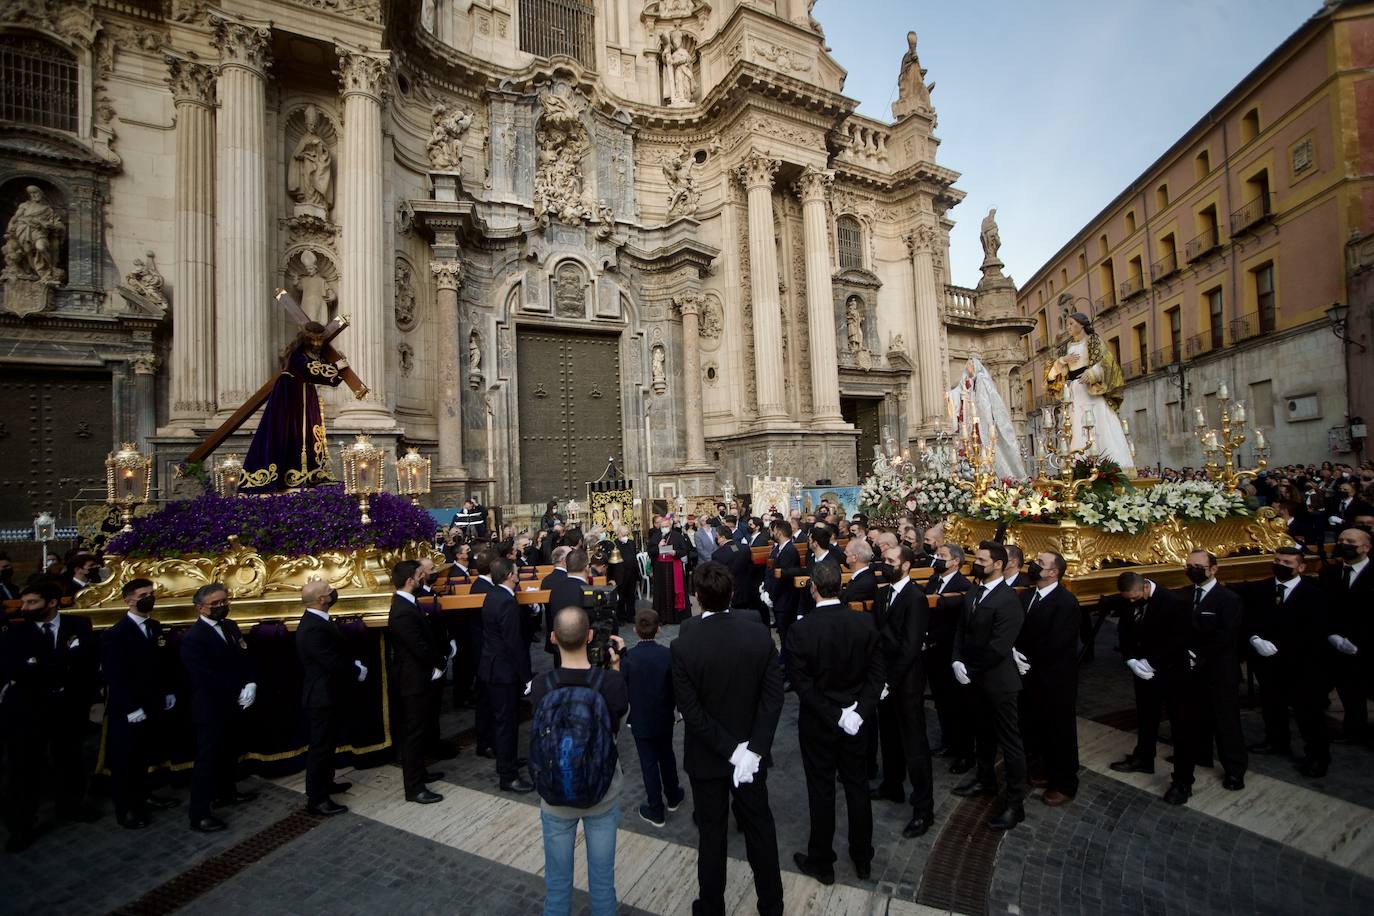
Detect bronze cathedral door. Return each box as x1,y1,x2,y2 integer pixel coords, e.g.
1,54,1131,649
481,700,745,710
516,329,624,503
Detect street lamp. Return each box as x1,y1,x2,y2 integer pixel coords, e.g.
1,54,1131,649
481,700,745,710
1326,301,1367,352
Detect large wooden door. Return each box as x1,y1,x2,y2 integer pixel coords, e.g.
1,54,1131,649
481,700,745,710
841,397,882,482
516,329,623,503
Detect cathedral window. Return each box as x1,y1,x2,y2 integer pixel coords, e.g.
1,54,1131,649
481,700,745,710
836,216,863,270
0,35,78,133
519,0,596,69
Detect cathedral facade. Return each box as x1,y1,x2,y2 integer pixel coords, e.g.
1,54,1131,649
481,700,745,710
0,0,1030,524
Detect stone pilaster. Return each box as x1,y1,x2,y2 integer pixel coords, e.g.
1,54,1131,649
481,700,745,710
733,151,789,424
335,47,392,426
673,292,709,467
210,15,270,415
795,166,846,428
432,259,468,481
131,353,159,454
907,226,945,426
164,53,217,427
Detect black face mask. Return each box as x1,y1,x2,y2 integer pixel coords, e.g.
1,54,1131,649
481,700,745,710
205,601,230,622
1185,565,1210,585
930,558,947,574
1334,542,1359,561
922,543,937,555
0,568,11,582
22,604,49,622
1272,563,1297,582
970,562,988,580
135,594,156,615
326,588,339,607
1026,561,1043,582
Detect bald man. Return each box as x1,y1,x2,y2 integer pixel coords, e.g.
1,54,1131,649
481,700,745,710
296,580,368,815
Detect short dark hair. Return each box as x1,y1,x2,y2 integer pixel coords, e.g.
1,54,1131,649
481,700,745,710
1188,549,1218,567
565,548,589,574
193,582,228,606
749,516,763,530
490,557,516,584
810,526,832,550
66,552,96,573
1042,551,1068,577
1116,571,1145,592
891,545,916,571
770,518,791,537
122,577,154,597
562,527,584,547
1276,545,1304,560
1005,544,1024,567
724,514,738,525
634,608,659,640
978,540,1008,568
472,547,496,576
19,580,60,604
810,561,842,598
692,560,733,613
392,560,420,589
553,606,590,651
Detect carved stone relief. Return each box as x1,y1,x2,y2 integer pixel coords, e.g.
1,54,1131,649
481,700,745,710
398,341,414,377
533,85,595,226
426,103,472,172
552,260,589,318
394,258,418,331
698,294,723,350
120,250,168,316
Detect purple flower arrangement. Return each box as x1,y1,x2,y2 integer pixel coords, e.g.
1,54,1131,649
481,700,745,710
107,485,434,558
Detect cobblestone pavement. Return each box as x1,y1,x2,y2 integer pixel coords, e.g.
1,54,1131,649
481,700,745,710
0,612,1370,915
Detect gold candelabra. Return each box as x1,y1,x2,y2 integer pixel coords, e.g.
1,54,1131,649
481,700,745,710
1193,381,1270,493
1032,387,1100,513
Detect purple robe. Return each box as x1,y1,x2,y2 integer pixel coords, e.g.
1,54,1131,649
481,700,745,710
240,346,343,494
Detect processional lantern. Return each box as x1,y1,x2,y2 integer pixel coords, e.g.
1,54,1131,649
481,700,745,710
213,453,244,499
395,448,432,506
342,434,386,524
106,442,152,531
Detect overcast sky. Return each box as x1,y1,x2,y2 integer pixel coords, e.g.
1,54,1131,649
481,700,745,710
820,0,1319,286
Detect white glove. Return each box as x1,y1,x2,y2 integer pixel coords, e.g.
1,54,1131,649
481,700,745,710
1126,659,1155,681
431,667,443,681
952,661,971,686
838,702,863,736
127,707,147,724
731,743,762,788
880,683,890,701
1013,648,1031,676
1249,636,1278,658
237,682,257,709
523,680,532,696
759,583,773,610
164,694,176,711
1329,634,1359,655
1329,515,1343,526
1187,649,1197,670
448,639,458,660
354,660,368,682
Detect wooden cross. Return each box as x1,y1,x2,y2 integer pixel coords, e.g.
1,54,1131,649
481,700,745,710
184,289,369,465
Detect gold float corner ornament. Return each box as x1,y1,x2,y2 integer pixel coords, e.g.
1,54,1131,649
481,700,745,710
76,536,443,609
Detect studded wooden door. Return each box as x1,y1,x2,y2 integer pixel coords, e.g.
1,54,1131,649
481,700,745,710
0,369,113,528
841,397,882,481
516,329,623,503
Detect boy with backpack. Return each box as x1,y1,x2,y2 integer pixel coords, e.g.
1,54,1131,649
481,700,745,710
528,605,629,916
620,608,685,827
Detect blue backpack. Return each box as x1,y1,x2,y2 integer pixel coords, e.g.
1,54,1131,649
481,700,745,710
529,669,618,808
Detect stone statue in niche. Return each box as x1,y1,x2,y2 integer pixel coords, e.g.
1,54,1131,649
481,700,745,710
421,0,436,32
2,185,65,285
426,103,472,172
660,29,697,107
662,144,698,217
980,207,1002,263
468,329,482,389
699,297,722,342
398,341,414,377
291,250,337,323
394,259,418,331
287,105,334,219
651,344,667,394
123,250,168,313
533,87,594,226
553,262,587,318
845,296,866,352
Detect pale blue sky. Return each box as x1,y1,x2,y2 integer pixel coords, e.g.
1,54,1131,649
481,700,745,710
819,0,1319,286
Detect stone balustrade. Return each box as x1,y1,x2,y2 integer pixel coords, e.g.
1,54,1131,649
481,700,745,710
838,114,890,166
945,284,977,318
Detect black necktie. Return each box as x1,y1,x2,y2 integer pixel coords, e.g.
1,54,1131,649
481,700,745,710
1134,601,1147,624
1343,566,1353,591
42,622,54,648
974,585,987,609
1026,591,1040,614
1276,583,1286,606
1193,586,1204,610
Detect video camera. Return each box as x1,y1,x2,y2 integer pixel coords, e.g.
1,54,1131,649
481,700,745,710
581,582,620,668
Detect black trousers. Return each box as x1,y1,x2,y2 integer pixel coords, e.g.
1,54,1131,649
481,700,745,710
925,645,973,757
305,705,341,805
397,690,435,797
1174,665,1247,785
1333,651,1373,740
633,733,682,815
896,670,934,819
1254,658,1329,761
107,715,157,820
3,705,86,835
452,612,482,708
798,716,873,868
487,682,522,782
973,687,1026,803
689,768,783,916
873,694,904,790
1020,673,1079,797
474,678,495,752
190,716,239,822
1131,670,1189,763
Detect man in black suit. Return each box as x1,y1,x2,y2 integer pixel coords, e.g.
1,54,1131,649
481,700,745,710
179,583,258,833
1014,551,1081,806
103,578,180,829
1,580,100,851
0,552,18,601
621,608,683,825
296,579,366,816
479,557,534,793
712,526,754,611
1327,480,1374,533
1323,526,1373,743
469,547,499,757
610,524,641,623
546,547,591,668
1242,547,1330,776
388,560,453,804
786,562,885,884
415,556,458,761
951,541,1027,830
1170,550,1247,801
782,526,841,625
743,517,770,624
840,538,879,612
924,544,974,773
1001,545,1033,591
62,552,103,598
672,561,785,916
1110,571,1192,787
764,519,801,645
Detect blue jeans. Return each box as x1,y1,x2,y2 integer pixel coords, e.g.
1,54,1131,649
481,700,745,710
540,802,619,916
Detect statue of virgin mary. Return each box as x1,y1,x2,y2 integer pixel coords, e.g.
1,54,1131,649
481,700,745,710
946,356,1028,481
1045,312,1135,473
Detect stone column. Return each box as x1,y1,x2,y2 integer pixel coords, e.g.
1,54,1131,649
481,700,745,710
907,226,945,424
164,54,217,426
796,166,845,427
336,48,392,426
734,151,788,423
210,16,270,414
673,292,708,466
432,258,467,480
131,353,159,453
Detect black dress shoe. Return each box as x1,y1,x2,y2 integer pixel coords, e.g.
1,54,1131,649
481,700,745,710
118,814,151,829
987,803,1025,831
1298,757,1330,778
212,790,259,807
330,781,353,793
1162,783,1191,805
1247,742,1289,756
190,815,227,833
948,757,975,775
854,861,871,880
406,790,444,804
951,778,997,798
902,814,933,838
1221,775,1245,791
307,800,348,816
144,794,180,810
475,747,496,759
500,777,534,794
424,771,444,782
869,786,904,803
792,852,835,886
1109,756,1155,775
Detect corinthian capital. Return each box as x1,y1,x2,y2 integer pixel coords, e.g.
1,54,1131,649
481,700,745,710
336,48,391,101
733,150,780,192
794,165,834,204
431,259,463,292
905,224,937,255
210,14,271,72
164,52,216,106
673,291,703,318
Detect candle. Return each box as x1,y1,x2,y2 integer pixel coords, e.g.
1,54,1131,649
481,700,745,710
1254,428,1267,449
1232,401,1247,424
1061,384,1073,403
917,438,926,451
1194,407,1207,428
1083,408,1096,430
1217,381,1229,401
1121,417,1131,437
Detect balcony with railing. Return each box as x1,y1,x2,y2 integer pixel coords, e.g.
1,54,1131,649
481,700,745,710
1094,294,1117,316
1230,193,1274,234
1119,274,1147,300
838,114,891,168
1184,328,1224,359
1121,359,1146,380
1229,309,1276,343
1150,251,1179,282
1185,226,1221,262
1150,345,1182,371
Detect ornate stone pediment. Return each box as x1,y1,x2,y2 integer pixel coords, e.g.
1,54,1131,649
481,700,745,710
834,267,881,290
0,126,118,171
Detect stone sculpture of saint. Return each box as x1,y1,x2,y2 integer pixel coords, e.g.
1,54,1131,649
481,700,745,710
663,145,696,216
2,185,65,283
845,297,865,352
661,29,696,106
287,105,334,215
125,250,167,311
295,250,336,323
980,208,1001,263
427,104,473,171
469,329,482,374
652,346,666,385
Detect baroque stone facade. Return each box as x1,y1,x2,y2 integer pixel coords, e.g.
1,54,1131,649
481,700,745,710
0,0,1028,520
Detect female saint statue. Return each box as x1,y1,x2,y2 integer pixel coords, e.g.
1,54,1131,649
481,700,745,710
1045,312,1134,472
945,356,1027,481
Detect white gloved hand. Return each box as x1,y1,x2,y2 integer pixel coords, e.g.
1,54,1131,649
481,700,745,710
524,680,532,696
838,702,863,736
1329,515,1343,527
1328,634,1359,655
952,661,971,686
164,694,176,711
430,667,443,681
354,660,368,682
237,682,257,709
127,707,147,724
1126,659,1155,681
1187,649,1198,670
880,683,890,701
448,639,458,660
1249,636,1278,658
759,583,773,609
730,742,762,787
1013,648,1031,676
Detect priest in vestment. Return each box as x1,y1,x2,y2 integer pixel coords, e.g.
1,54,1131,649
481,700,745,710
647,515,692,624
241,322,346,494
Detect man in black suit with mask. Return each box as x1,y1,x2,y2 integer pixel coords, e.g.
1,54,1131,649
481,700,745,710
951,541,1027,831
296,579,367,816
765,518,801,645
1324,527,1373,744
924,543,973,772
388,560,453,804
1014,551,1081,806
840,538,879,612
479,558,534,793
712,526,754,611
